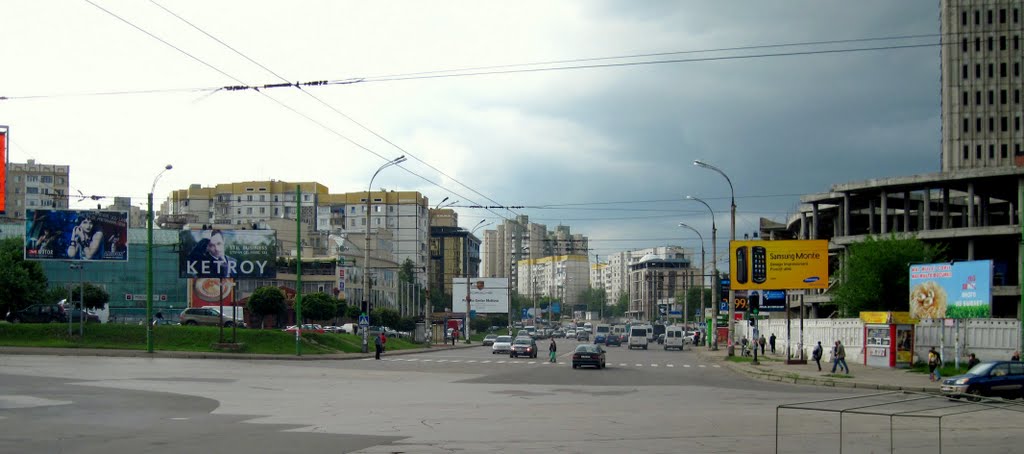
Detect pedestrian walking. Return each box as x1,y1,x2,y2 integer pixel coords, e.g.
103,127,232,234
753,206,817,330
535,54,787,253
967,353,980,369
812,341,823,371
758,335,766,356
831,340,849,374
549,338,557,363
741,336,750,357
374,332,384,360
928,347,942,382
769,333,776,354
452,329,459,346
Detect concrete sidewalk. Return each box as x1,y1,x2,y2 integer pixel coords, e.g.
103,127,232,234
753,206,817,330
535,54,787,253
693,345,940,393
0,342,478,361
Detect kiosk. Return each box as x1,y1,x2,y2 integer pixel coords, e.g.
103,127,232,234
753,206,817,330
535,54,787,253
861,311,916,368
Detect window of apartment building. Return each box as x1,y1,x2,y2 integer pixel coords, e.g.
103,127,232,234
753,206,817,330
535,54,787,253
962,38,969,52
976,10,981,25
963,118,970,132
351,219,356,228
303,195,310,201
57,177,64,184
246,207,253,214
988,63,994,78
977,90,982,105
237,208,242,215
976,145,982,159
1001,8,1007,23
25,187,38,194
374,205,381,213
259,195,265,201
237,196,241,202
375,218,381,226
40,175,52,183
1015,62,1020,77
259,207,265,214
1002,116,1008,131
975,37,982,51
962,91,969,105
274,195,279,202
26,175,37,182
963,11,968,25
1016,9,1020,23
989,144,995,159
976,64,982,78
1017,89,1022,104
989,90,995,104
988,36,994,51
361,218,365,226
1001,35,1007,51
1017,144,1023,156
28,200,36,207
1002,89,1008,104
1001,63,1007,77
962,65,969,79
1016,116,1021,131
963,146,970,160
274,207,279,215
246,195,253,201
1017,35,1021,50
976,117,982,131
989,117,995,132
1001,144,1008,159
388,206,394,213
988,10,993,24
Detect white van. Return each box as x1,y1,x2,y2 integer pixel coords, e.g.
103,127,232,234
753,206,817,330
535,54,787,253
595,324,611,338
664,326,685,351
628,325,650,350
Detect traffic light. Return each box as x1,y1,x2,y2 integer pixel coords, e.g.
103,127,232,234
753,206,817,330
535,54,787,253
750,291,761,315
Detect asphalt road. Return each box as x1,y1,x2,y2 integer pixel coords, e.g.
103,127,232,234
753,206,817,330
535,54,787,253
2,340,1020,453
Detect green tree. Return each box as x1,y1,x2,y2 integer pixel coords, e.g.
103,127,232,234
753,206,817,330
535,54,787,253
371,307,400,328
396,316,417,332
399,258,416,285
301,292,337,322
608,292,629,318
681,287,713,318
247,286,286,328
44,287,68,305
345,304,363,319
0,237,49,315
832,235,946,316
70,283,109,310
579,287,607,313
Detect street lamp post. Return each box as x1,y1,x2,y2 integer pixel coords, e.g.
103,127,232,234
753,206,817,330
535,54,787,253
686,195,717,350
364,155,406,353
678,222,705,344
147,164,173,354
463,220,490,344
694,160,736,357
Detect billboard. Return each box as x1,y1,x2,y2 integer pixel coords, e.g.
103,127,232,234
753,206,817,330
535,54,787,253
909,260,992,319
188,278,236,306
729,240,829,290
758,290,787,312
179,229,277,279
25,209,129,261
452,277,510,313
0,127,7,212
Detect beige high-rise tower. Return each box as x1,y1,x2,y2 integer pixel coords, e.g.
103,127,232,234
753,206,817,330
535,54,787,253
940,1,1023,170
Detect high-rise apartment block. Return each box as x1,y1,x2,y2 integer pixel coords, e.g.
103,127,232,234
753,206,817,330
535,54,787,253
940,0,1024,170
2,159,70,221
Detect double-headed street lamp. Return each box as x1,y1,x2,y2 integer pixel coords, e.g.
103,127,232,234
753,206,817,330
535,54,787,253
363,155,406,353
147,164,173,353
693,159,736,357
686,195,717,350
678,222,705,334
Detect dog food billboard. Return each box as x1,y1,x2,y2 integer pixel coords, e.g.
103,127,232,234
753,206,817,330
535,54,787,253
908,260,992,319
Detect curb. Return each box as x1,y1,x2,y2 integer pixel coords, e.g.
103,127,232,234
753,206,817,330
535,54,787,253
0,343,480,361
697,350,938,394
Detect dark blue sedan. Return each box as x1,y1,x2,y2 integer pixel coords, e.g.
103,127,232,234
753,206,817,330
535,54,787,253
593,334,606,345
604,334,622,346
940,361,1024,401
572,344,606,369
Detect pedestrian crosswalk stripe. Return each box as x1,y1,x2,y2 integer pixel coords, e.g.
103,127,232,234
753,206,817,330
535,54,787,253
619,363,627,366
466,360,476,363
558,362,565,365
436,359,448,363
635,364,642,367
683,364,691,368
667,364,674,367
449,360,461,363
497,360,506,363
713,365,721,368
422,359,433,362
651,364,658,367
698,364,706,367
481,360,491,363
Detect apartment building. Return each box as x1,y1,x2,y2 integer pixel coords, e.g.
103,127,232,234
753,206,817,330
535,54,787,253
482,215,590,288
627,250,698,321
940,0,1024,170
516,254,591,310
2,159,70,221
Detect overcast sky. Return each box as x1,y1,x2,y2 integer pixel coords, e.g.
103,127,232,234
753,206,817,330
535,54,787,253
1,1,941,267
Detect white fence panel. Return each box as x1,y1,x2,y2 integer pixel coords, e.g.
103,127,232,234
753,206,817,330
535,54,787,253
915,318,1020,364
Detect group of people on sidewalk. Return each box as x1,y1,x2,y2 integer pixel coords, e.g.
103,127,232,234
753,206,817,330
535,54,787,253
808,340,849,374
739,333,777,357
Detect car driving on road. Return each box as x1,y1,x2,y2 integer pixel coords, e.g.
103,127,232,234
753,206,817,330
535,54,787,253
510,337,538,358
941,361,1024,400
482,334,499,346
572,344,606,369
491,335,514,354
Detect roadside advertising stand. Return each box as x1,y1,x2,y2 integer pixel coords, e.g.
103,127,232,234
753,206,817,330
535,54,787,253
861,311,916,368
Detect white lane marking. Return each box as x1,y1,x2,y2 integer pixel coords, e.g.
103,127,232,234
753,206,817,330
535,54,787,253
405,358,419,362
713,365,721,368
635,364,643,367
698,364,706,368
481,360,492,363
667,364,674,368
558,362,565,365
421,359,434,362
651,364,658,367
449,360,462,363
683,364,691,368
619,363,627,366
527,361,536,365
466,360,477,363
171,417,189,421
435,359,448,363
497,360,506,364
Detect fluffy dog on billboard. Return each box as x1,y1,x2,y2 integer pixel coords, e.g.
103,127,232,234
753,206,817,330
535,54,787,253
909,281,947,319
